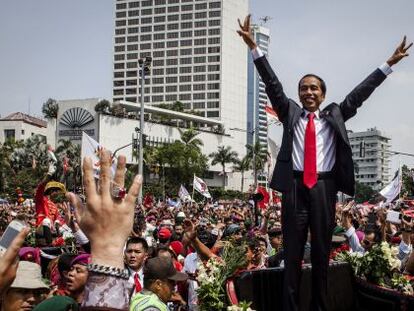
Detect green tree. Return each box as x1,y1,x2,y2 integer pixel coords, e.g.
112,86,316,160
246,140,269,187
233,155,251,192
42,98,58,119
95,99,112,114
55,139,81,192
209,146,238,188
401,165,414,197
354,181,375,203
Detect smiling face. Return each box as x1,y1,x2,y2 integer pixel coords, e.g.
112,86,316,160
298,75,326,112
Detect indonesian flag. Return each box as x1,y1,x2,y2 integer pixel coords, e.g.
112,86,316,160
265,104,281,126
256,186,270,209
193,175,211,199
81,132,117,178
380,168,402,203
178,185,192,202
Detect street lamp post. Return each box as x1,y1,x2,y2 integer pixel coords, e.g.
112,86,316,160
137,57,152,203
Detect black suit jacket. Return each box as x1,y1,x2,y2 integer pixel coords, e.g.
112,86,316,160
254,56,387,196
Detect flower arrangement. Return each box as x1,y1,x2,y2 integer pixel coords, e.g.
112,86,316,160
196,240,253,311
335,241,413,295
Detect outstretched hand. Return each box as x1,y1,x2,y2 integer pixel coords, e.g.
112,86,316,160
81,150,142,268
237,14,257,50
0,227,30,295
387,36,412,66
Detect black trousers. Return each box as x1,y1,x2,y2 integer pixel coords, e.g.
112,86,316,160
281,173,337,311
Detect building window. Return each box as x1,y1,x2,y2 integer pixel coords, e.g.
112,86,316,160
195,3,207,10
154,33,165,40
153,68,164,75
141,26,152,32
140,43,151,50
208,64,220,71
114,63,125,69
128,10,139,17
166,76,177,83
181,31,192,38
207,92,220,99
168,14,179,21
208,37,220,45
141,8,152,15
208,55,220,62
193,93,205,100
154,0,166,5
153,59,164,66
116,20,127,27
154,7,166,14
167,32,179,39
153,51,165,57
208,83,220,90
180,48,192,55
166,67,178,74
181,22,193,29
194,47,206,54
195,21,206,28
194,29,206,36
4,129,15,140
167,23,179,30
115,46,125,52
207,101,220,108
167,41,178,48
154,16,166,23
126,80,137,86
141,17,153,24
142,0,153,7
193,102,205,109
154,25,166,31
193,84,205,91
128,27,139,34
153,77,164,84
129,35,140,42
179,75,191,82
152,86,164,93
209,28,220,36
180,39,192,46
180,57,192,65
167,50,178,56
168,6,179,13
114,72,124,78
209,2,221,9
115,28,126,35
181,4,193,11
181,13,192,20
128,19,139,25
165,95,177,101
166,85,177,92
194,56,206,63
116,3,127,10
127,53,138,59
152,95,164,102
179,84,191,91
129,2,140,8
126,71,138,77
166,59,178,66
195,12,207,19
116,11,127,18
208,46,220,53
194,75,205,81
209,11,221,18
115,37,125,44
179,94,191,100
180,66,192,74
209,19,220,27
194,39,206,46
153,42,165,49
114,54,125,61
207,111,220,118
194,65,206,73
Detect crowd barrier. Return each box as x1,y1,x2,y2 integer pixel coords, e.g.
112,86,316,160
232,262,414,311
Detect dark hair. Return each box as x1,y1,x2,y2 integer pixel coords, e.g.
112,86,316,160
155,246,171,257
126,237,149,252
299,74,327,95
57,254,76,277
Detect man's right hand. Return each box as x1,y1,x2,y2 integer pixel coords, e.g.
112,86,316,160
237,14,257,50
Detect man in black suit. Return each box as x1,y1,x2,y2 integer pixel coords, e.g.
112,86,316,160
238,15,412,311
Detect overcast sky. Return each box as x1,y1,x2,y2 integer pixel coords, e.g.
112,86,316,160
0,0,413,170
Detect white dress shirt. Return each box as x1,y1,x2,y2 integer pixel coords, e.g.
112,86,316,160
251,47,393,172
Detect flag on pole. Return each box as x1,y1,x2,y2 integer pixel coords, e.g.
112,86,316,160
380,168,402,203
178,185,192,202
266,103,281,180
193,175,211,199
81,132,117,178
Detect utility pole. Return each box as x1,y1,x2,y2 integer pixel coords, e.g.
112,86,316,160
137,57,152,203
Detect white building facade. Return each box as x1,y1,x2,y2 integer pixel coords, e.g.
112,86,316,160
349,128,391,190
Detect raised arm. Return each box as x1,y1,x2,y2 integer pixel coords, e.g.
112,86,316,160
340,36,412,121
237,15,290,122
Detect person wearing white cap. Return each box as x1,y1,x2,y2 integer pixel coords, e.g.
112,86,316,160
1,261,49,311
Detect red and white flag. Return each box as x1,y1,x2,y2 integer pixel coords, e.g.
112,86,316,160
193,175,211,199
266,103,281,180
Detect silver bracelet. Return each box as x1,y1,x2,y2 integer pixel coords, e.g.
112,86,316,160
87,263,130,280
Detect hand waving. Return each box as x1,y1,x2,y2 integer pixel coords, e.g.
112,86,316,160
237,14,257,50
387,36,412,66
81,150,142,268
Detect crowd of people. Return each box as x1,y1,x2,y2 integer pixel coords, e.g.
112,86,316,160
0,150,413,311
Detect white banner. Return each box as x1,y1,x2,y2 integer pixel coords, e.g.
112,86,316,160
81,132,117,178
380,168,402,203
178,185,192,202
193,175,211,199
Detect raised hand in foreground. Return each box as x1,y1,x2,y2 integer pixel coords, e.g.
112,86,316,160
387,36,412,66
81,150,142,268
237,14,257,50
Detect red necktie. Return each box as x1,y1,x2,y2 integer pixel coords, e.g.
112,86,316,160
303,112,317,188
134,273,142,293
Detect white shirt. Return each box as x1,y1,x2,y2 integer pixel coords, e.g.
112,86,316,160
128,266,144,297
251,47,393,172
183,252,199,311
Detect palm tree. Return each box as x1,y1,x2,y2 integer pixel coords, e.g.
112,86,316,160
42,98,58,119
178,128,203,151
233,155,251,192
210,146,238,188
246,140,269,187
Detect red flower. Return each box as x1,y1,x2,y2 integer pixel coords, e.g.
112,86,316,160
52,237,65,246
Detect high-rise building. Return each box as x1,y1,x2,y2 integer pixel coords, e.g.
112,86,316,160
349,128,391,190
112,0,248,137
247,24,270,148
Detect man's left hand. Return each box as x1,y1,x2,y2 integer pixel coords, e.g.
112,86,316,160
387,36,412,66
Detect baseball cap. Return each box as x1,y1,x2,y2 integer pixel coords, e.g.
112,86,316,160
10,261,49,290
144,257,188,282
158,227,172,240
